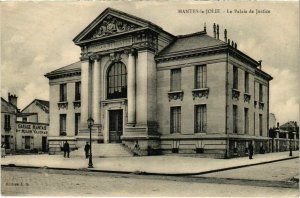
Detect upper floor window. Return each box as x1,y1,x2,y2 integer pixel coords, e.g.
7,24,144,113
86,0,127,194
60,83,67,102
259,84,263,102
170,106,181,133
233,105,238,133
244,72,249,93
22,117,28,122
195,65,207,89
4,115,11,131
233,66,238,90
60,114,67,136
75,113,80,136
195,105,207,133
259,114,263,136
170,69,181,91
244,108,249,134
107,62,127,99
75,82,81,101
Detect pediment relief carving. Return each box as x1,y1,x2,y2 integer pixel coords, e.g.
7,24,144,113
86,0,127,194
90,15,140,39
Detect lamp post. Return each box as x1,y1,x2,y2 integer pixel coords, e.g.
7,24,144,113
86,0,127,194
87,117,94,168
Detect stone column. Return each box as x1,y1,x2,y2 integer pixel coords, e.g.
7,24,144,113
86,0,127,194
127,49,136,124
92,55,101,125
80,59,90,128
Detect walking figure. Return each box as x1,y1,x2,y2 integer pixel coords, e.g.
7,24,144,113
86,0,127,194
63,141,70,158
84,142,90,159
134,140,140,150
248,141,254,159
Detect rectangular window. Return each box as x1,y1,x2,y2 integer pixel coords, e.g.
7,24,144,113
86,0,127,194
25,136,31,149
259,84,263,102
60,114,67,136
170,107,181,133
22,117,27,122
60,83,67,102
244,72,249,93
75,82,81,101
244,108,249,134
233,66,238,90
195,65,207,89
195,105,207,133
4,115,11,130
75,113,80,136
170,69,181,91
254,113,256,136
259,114,263,136
4,135,10,149
233,105,238,133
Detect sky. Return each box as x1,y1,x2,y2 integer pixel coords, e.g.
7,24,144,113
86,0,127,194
1,1,299,124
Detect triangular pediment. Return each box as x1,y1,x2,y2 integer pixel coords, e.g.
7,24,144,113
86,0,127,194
73,8,151,44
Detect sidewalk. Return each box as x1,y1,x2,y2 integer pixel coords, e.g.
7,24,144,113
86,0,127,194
1,151,298,175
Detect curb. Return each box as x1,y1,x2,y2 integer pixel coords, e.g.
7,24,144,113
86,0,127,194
1,156,298,176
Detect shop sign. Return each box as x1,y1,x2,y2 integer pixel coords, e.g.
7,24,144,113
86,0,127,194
16,123,48,135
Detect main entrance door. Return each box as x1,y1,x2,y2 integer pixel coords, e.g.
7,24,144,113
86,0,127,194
109,110,123,143
42,137,47,152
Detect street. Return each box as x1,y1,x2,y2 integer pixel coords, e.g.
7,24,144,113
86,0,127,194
1,159,299,197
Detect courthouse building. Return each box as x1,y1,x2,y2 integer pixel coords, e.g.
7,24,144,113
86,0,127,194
45,8,273,158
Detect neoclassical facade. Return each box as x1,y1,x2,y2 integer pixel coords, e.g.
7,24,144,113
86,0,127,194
45,8,273,158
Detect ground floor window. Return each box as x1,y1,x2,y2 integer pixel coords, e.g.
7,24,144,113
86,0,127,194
170,106,181,133
4,135,10,149
195,104,207,133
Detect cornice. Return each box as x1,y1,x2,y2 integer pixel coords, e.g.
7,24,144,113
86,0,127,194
45,69,81,80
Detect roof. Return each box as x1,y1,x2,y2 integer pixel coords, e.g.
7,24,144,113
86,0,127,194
280,121,299,132
21,99,50,114
158,32,226,56
73,7,174,45
1,97,18,111
46,61,81,75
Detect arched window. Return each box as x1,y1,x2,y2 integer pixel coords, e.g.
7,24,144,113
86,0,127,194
107,62,127,99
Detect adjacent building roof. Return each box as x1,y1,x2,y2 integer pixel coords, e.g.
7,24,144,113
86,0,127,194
158,32,226,56
1,97,18,113
44,61,81,79
21,99,50,114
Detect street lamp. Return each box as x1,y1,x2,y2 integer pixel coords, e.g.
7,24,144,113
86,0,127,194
87,117,94,168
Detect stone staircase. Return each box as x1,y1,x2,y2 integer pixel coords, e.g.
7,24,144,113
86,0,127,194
72,143,134,158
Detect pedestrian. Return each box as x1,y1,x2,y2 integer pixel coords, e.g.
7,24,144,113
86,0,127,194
134,140,140,150
63,141,70,158
84,142,90,159
248,141,254,159
1,143,6,158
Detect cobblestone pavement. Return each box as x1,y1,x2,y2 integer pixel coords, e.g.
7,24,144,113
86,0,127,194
1,167,299,197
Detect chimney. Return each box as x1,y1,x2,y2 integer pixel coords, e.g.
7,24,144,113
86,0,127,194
216,24,219,39
224,29,227,42
258,60,262,69
231,41,234,47
277,122,280,129
213,23,216,38
204,23,206,33
234,42,237,49
228,39,230,45
8,93,18,107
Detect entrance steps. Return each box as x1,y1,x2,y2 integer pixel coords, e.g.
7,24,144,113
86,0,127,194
72,143,134,158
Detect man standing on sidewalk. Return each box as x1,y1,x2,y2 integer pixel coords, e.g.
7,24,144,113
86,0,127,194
249,141,254,159
63,141,70,158
84,142,90,159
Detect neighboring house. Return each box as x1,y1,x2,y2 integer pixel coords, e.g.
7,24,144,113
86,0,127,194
45,8,273,158
1,93,18,153
280,121,299,139
16,99,49,152
17,99,49,123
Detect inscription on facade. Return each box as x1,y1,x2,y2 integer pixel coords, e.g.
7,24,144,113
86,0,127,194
16,123,48,135
88,38,132,52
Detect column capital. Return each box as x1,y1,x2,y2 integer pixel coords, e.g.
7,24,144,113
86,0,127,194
90,54,102,61
124,48,137,56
